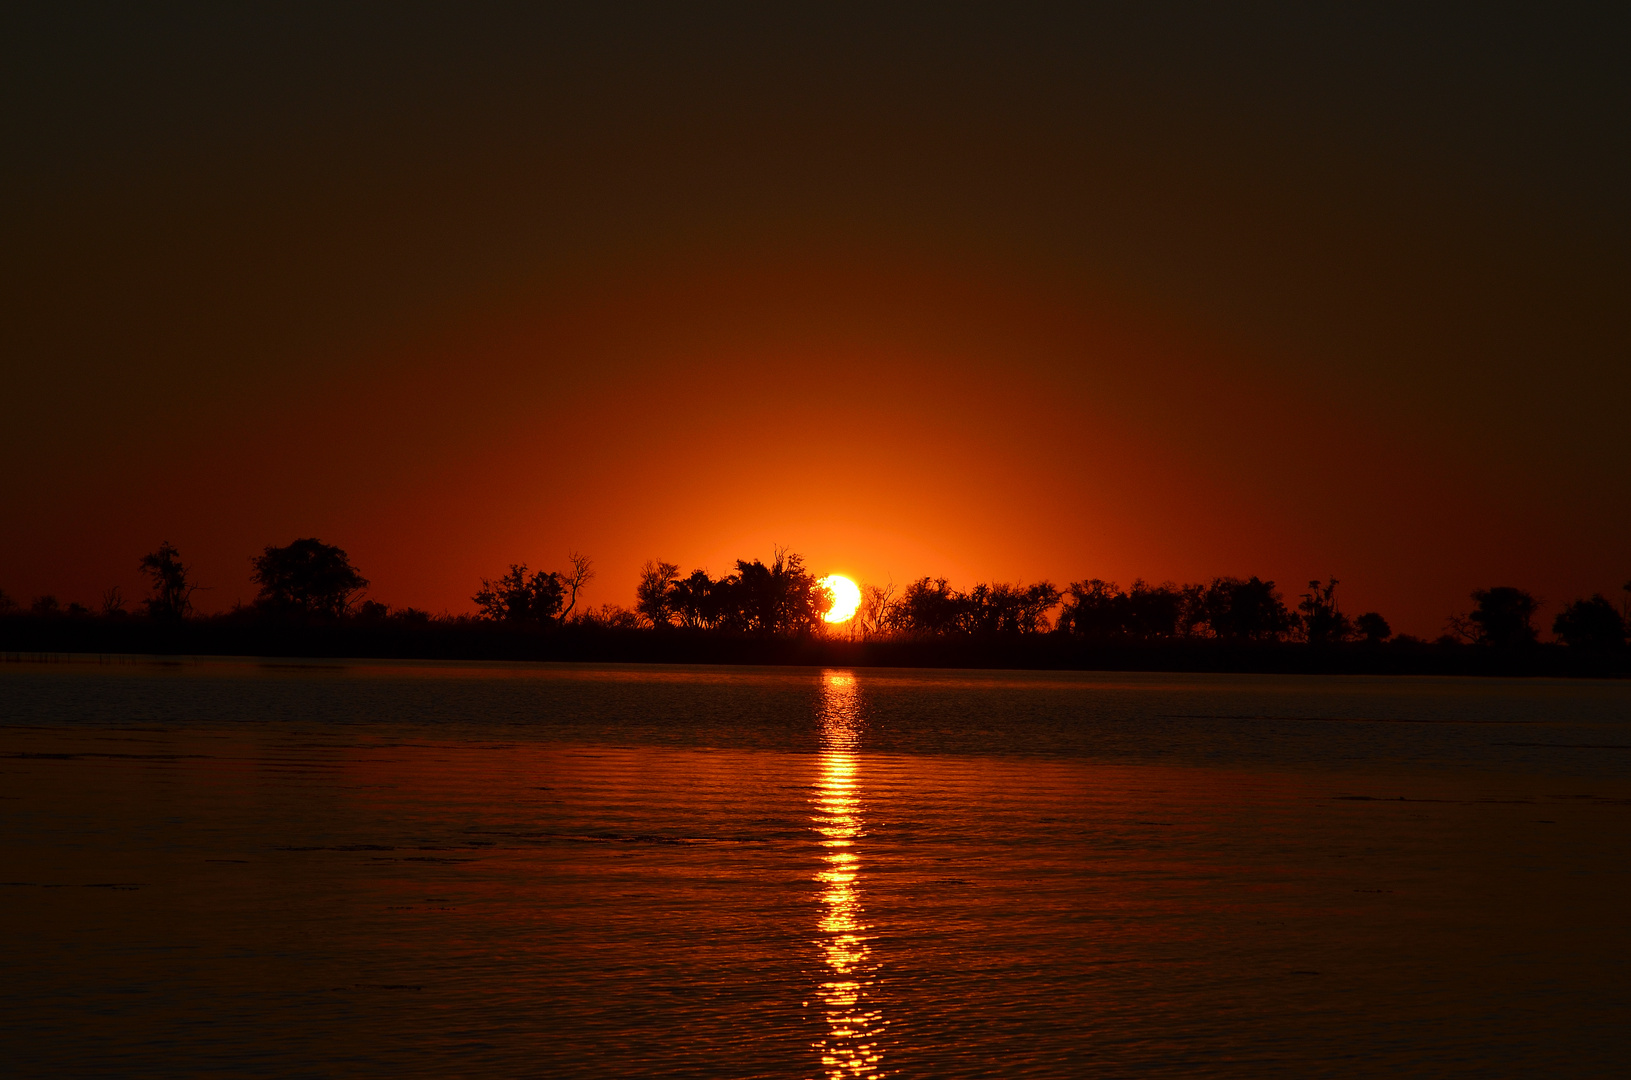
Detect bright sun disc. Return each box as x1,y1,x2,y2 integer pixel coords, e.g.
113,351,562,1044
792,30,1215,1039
820,575,861,623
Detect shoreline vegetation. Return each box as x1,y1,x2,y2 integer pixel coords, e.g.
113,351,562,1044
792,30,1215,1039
3,540,1627,678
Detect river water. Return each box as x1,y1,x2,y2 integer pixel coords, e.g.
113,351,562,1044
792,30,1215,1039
2,658,1629,1077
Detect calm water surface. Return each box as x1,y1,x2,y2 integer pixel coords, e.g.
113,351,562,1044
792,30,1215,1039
3,658,1630,1077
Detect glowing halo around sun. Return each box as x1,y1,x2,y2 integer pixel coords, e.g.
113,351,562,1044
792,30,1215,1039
819,574,862,623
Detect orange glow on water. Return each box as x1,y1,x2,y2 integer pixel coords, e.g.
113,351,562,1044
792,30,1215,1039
812,670,886,1077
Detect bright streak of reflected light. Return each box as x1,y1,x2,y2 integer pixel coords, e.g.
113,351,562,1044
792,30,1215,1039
811,669,886,1078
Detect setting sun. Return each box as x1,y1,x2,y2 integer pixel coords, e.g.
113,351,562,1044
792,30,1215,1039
820,575,861,623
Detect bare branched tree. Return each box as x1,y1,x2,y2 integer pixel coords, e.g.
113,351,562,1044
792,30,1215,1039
858,581,897,640
560,552,594,622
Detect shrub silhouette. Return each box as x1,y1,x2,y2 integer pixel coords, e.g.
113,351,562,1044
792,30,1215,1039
1355,611,1391,643
1553,595,1625,652
473,564,564,625
251,538,368,620
1467,587,1539,650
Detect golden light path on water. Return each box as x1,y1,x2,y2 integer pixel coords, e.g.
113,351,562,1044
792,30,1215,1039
812,670,887,1078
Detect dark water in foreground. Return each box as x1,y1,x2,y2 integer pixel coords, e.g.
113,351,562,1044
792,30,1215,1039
2,659,1629,1078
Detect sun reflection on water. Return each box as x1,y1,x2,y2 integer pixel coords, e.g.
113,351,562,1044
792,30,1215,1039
812,670,887,1078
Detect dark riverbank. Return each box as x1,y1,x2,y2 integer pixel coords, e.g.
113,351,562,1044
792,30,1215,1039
3,617,1625,678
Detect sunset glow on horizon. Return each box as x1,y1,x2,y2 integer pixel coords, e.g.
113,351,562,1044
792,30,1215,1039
4,13,1631,1077
1,9,1625,639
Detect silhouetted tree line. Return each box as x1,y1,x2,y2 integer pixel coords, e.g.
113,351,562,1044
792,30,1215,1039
633,549,832,635
4,540,1629,672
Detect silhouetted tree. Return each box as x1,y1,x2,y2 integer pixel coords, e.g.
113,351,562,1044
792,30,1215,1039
1552,595,1625,653
1176,582,1209,637
717,550,829,636
857,582,897,640
635,560,681,628
893,577,967,636
1355,611,1391,643
670,569,720,629
1466,586,1538,650
0,589,14,614
963,582,1059,634
251,538,369,619
473,564,564,624
356,599,391,622
30,595,61,617
1193,584,1291,642
888,577,1058,636
100,586,126,618
1201,577,1294,642
140,541,197,621
1058,579,1184,640
1297,578,1354,645
1125,580,1185,639
1057,579,1125,639
560,552,594,622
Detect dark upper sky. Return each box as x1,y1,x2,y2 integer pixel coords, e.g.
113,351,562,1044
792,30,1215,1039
3,5,1627,634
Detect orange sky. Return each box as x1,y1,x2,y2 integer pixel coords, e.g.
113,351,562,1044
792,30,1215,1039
2,10,1627,635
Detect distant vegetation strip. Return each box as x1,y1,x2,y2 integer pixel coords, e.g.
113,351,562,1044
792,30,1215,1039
3,539,1627,676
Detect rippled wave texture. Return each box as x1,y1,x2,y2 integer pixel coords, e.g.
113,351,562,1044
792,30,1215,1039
3,659,1630,1076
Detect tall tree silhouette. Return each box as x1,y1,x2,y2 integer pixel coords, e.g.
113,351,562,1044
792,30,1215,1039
1466,586,1539,649
635,560,680,628
894,577,967,636
251,539,368,619
1057,579,1124,638
1297,579,1353,645
560,552,594,622
1201,577,1294,642
721,550,830,636
669,569,720,629
857,582,897,640
1552,595,1625,653
139,541,197,621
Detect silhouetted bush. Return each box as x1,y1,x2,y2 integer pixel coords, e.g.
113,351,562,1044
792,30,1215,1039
251,538,368,620
1466,587,1539,650
1553,595,1626,653
1355,612,1391,643
473,564,564,625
